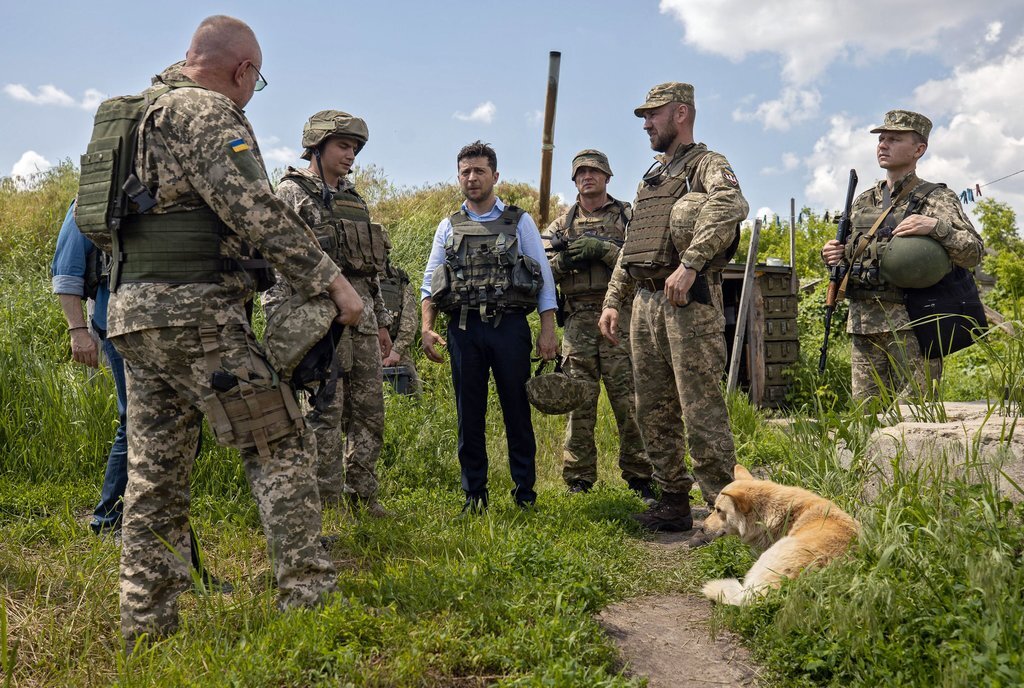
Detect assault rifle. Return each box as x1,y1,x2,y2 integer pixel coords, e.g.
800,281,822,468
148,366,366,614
548,230,624,252
818,169,858,374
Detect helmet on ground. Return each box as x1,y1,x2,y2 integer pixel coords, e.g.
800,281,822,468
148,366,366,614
879,235,952,289
525,359,593,415
300,110,369,160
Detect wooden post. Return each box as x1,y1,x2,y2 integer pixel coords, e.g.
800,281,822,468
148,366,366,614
727,219,762,395
538,51,561,229
789,197,797,294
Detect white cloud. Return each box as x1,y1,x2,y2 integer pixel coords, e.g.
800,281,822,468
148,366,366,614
3,83,106,109
761,152,800,176
526,109,543,127
262,146,300,166
986,21,1004,43
659,0,1015,85
10,150,53,187
734,87,821,131
453,101,496,124
803,115,879,211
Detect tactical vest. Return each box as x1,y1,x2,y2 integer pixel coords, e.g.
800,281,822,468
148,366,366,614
80,79,273,292
557,201,628,300
621,145,738,280
431,205,543,327
379,262,409,340
845,181,943,301
283,172,389,277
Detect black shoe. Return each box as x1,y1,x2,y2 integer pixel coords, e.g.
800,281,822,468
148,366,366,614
461,495,488,515
196,571,234,595
631,491,693,532
516,499,537,510
567,479,593,495
320,534,340,550
626,478,658,506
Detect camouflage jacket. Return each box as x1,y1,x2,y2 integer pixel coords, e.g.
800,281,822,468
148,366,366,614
106,65,341,337
391,281,419,358
846,170,983,335
264,166,392,336
603,142,749,311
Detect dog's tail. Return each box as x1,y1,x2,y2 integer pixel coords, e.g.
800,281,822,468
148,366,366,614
702,578,744,605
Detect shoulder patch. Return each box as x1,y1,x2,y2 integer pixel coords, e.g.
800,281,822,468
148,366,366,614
229,137,249,153
723,167,739,187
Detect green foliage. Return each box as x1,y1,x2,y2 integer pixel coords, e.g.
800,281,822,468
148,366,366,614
976,198,1024,314
734,207,837,281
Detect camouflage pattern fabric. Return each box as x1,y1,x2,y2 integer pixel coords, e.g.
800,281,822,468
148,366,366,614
604,141,748,505
109,65,342,642
870,109,932,139
630,289,735,504
390,281,422,394
845,171,982,401
561,307,651,485
309,328,385,503
265,167,390,504
851,330,942,401
634,81,695,115
545,195,628,289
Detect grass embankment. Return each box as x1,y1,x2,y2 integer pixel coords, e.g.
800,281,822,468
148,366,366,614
3,165,1024,686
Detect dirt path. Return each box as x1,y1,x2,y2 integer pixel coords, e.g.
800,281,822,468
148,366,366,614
598,533,761,687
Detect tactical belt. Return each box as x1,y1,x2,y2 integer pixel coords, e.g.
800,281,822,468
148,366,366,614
636,272,720,306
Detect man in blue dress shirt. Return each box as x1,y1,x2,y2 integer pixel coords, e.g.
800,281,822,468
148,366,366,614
420,141,558,511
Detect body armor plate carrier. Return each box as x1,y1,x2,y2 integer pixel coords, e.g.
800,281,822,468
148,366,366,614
557,201,628,301
431,205,543,328
379,261,409,340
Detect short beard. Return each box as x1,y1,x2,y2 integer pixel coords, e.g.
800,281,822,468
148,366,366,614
650,128,675,153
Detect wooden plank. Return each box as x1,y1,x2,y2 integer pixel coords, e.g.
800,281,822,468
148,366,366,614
748,280,765,406
727,219,762,394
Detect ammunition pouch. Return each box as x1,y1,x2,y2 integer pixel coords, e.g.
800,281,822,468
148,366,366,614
315,218,389,277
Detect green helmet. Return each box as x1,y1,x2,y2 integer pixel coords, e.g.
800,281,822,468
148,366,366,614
263,293,340,380
300,110,369,160
525,360,594,415
879,235,952,289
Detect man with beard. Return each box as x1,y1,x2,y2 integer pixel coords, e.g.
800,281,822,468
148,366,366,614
599,83,747,539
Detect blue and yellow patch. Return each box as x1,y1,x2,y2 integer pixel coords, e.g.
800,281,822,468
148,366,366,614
229,137,249,153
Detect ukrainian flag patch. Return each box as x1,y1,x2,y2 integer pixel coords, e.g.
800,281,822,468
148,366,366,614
229,137,249,153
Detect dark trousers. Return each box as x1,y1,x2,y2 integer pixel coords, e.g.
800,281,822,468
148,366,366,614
447,311,537,505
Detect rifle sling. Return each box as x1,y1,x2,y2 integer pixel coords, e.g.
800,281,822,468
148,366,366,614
837,184,913,301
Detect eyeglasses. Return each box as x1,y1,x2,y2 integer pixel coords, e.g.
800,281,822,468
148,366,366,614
248,62,268,92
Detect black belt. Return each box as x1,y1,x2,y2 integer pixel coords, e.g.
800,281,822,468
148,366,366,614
636,271,720,306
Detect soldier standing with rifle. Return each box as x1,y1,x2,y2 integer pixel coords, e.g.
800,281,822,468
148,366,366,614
821,110,984,401
544,149,654,501
599,82,747,539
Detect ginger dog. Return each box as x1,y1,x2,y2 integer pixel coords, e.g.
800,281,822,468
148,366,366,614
701,465,859,606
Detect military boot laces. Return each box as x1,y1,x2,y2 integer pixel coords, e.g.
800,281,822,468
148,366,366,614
631,491,693,532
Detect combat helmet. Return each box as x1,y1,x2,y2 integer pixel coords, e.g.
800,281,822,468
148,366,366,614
262,293,345,406
525,358,593,415
300,110,369,160
879,235,952,289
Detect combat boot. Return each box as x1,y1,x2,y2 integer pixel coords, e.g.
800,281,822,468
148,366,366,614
626,477,658,506
631,491,693,532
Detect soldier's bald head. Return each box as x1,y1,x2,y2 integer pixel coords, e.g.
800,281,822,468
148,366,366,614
186,15,261,71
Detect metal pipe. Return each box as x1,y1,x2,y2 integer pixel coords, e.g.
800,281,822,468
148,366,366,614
727,219,762,395
538,51,561,228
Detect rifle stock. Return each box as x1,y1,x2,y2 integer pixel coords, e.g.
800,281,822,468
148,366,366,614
818,168,858,374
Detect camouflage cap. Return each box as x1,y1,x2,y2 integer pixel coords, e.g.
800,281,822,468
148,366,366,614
571,149,613,180
300,110,369,160
634,82,695,117
870,109,932,141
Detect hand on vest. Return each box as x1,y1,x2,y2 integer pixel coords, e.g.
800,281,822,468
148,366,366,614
892,213,938,237
567,235,609,262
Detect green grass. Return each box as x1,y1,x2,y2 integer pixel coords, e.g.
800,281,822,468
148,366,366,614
4,168,1024,686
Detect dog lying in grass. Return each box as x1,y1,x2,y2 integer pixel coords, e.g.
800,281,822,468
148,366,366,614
701,464,859,606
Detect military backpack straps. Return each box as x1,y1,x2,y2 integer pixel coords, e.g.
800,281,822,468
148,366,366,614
622,144,739,279
283,171,390,277
430,204,543,328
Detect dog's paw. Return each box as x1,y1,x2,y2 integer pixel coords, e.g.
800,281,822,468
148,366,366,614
702,578,743,605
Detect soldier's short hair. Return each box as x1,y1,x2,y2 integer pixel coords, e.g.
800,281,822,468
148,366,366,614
457,141,497,173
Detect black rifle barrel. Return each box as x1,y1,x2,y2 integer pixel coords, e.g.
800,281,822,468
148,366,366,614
817,168,858,374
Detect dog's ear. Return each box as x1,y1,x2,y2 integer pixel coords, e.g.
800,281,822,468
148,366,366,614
733,464,755,481
720,489,752,515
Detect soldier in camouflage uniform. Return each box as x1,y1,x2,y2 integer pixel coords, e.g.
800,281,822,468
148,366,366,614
263,110,394,517
822,110,984,401
543,150,654,501
380,256,423,395
600,83,748,537
80,16,363,645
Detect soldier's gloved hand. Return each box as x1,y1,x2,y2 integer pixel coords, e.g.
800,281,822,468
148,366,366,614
553,250,585,272
567,236,610,262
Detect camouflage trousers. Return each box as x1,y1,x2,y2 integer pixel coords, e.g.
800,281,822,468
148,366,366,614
851,329,943,401
114,323,336,643
561,307,651,485
311,329,384,504
630,289,735,504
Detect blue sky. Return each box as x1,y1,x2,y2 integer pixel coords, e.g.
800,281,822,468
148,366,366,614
3,0,1023,224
